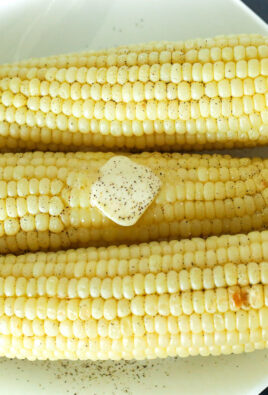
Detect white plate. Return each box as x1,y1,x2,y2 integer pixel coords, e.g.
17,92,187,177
0,0,267,394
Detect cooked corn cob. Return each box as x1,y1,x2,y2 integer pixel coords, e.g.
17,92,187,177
0,230,267,360
0,152,267,254
0,34,267,152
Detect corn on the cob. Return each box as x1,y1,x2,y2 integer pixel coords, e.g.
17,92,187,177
0,152,267,254
0,34,267,152
0,230,267,360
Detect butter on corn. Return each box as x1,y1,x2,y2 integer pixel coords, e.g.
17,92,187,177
90,156,161,226
0,151,266,254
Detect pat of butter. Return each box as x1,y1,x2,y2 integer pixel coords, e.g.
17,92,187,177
90,156,161,226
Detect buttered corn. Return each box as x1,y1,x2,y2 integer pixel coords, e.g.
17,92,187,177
0,152,267,253
0,34,267,151
0,230,267,360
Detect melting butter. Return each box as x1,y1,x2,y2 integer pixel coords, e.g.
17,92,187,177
90,156,161,226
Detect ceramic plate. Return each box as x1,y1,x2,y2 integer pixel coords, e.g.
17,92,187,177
0,0,267,394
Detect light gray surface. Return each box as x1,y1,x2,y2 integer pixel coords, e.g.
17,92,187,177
0,0,267,63
0,350,267,395
0,0,267,394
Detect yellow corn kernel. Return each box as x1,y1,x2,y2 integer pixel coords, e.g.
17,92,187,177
0,34,267,151
0,152,265,253
0,230,267,360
